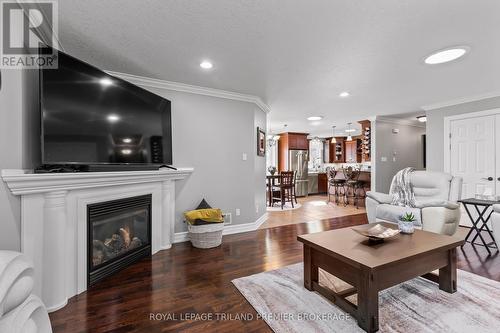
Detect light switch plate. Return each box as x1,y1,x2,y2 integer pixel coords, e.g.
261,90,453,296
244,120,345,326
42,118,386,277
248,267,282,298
235,208,241,216
242,153,247,161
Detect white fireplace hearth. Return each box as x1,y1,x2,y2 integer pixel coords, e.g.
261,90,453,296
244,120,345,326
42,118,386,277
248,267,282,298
1,168,193,312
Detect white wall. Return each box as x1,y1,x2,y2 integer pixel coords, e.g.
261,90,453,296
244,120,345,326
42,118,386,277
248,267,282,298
426,96,500,172
0,70,23,250
373,119,426,193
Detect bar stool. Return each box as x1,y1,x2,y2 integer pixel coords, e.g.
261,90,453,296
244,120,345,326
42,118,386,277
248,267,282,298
327,167,346,204
343,166,364,208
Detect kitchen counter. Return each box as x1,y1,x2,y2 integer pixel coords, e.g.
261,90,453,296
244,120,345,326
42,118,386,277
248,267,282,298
308,170,371,195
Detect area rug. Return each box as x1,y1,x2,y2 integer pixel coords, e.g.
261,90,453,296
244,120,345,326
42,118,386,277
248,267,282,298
266,203,302,211
232,263,500,333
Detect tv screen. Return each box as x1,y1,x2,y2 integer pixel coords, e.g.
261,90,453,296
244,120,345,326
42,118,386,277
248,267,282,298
40,49,172,167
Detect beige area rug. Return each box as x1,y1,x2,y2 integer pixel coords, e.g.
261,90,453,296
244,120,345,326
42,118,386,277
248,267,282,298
232,263,500,333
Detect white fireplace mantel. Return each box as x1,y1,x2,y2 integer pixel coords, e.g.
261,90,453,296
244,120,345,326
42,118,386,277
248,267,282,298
1,168,193,312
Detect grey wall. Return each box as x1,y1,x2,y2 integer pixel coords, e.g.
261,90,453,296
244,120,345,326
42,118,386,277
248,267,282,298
374,120,426,193
426,96,500,172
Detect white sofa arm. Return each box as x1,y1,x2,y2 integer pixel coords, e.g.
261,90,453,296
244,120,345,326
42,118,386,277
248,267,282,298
421,206,461,236
366,191,392,204
415,200,460,210
0,251,34,316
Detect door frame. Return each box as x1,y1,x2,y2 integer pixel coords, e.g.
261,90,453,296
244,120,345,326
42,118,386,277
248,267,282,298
443,108,500,173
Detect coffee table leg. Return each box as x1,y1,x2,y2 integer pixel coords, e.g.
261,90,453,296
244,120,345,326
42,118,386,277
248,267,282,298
439,248,457,293
303,245,318,291
358,269,379,332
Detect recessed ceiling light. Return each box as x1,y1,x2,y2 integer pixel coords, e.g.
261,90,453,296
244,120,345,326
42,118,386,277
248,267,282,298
417,116,427,122
307,116,323,121
121,149,132,155
200,61,213,69
99,78,113,86
122,138,132,143
339,91,350,98
424,47,469,65
107,114,120,123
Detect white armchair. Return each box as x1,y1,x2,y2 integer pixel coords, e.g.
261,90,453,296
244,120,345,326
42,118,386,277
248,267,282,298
0,251,52,333
366,171,462,236
491,205,500,248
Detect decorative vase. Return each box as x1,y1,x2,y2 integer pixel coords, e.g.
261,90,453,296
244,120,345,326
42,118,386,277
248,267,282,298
398,220,415,234
268,167,277,175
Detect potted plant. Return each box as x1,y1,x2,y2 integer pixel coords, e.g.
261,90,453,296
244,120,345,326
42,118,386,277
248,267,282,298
398,212,416,234
268,166,277,175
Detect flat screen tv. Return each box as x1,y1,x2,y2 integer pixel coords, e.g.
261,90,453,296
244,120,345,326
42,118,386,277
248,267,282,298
39,48,172,170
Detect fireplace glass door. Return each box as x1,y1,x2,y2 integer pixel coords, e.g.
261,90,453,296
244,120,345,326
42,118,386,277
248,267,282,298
88,194,151,285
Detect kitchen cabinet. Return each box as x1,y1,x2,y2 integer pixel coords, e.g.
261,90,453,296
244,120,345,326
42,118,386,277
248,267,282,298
331,137,345,163
345,140,356,163
345,139,363,163
318,173,328,193
278,132,309,171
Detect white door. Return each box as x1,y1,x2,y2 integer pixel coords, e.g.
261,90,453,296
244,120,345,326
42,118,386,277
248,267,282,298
450,115,496,199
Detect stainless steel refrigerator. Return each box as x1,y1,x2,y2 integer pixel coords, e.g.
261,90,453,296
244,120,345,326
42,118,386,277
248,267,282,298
289,150,309,197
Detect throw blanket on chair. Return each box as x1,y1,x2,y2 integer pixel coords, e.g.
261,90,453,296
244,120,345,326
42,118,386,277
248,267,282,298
390,167,416,207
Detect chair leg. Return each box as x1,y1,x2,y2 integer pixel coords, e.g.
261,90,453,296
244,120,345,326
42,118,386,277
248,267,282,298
290,188,294,208
281,190,285,209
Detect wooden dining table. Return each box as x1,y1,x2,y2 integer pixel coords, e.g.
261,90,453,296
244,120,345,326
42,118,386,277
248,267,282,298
266,174,281,207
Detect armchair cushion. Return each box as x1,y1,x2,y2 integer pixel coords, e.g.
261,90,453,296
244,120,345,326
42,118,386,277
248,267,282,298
414,199,460,210
366,191,392,204
376,204,422,226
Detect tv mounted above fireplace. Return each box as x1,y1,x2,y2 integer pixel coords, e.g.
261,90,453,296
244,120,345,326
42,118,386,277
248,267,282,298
38,46,173,172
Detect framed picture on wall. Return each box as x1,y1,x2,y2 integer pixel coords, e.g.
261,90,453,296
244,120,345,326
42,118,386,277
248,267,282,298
257,127,266,156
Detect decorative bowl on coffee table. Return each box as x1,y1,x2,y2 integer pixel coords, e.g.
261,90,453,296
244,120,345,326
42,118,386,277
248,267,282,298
352,223,400,243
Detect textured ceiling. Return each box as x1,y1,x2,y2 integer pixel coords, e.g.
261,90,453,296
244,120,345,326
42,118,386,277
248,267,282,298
57,0,500,136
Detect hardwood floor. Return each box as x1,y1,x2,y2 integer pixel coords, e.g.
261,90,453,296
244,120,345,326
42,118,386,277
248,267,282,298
49,214,499,333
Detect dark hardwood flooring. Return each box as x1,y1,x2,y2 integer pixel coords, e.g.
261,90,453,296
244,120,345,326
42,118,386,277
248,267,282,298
49,214,500,333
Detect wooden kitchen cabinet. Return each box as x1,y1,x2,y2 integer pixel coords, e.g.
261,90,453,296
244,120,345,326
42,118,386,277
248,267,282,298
277,132,309,171
330,137,345,163
345,139,363,163
318,173,328,193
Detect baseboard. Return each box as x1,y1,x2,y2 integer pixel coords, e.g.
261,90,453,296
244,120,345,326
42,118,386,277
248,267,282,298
173,213,268,244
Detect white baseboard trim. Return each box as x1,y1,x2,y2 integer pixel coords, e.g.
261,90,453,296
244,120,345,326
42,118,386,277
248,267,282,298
173,213,268,244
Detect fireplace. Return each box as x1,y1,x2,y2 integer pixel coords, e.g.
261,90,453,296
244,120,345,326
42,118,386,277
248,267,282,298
88,194,152,286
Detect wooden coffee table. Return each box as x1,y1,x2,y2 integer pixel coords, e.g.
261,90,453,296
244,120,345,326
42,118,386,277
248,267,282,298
297,223,464,332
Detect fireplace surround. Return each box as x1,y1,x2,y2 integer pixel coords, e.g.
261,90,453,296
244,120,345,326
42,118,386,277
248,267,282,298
1,168,193,312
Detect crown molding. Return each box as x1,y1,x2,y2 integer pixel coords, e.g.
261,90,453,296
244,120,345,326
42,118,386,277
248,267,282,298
421,91,500,111
106,71,271,113
375,116,426,128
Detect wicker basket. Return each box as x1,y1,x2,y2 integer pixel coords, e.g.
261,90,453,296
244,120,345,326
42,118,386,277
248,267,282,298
187,223,224,248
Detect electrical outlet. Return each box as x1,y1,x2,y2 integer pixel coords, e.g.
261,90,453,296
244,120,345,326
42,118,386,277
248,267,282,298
223,213,232,225
242,153,247,161
235,208,241,216
255,204,259,213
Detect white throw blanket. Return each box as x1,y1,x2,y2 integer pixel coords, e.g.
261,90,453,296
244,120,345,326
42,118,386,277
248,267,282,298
390,167,416,207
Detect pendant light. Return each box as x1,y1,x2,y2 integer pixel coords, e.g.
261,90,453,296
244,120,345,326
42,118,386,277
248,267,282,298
346,123,353,141
331,126,337,143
